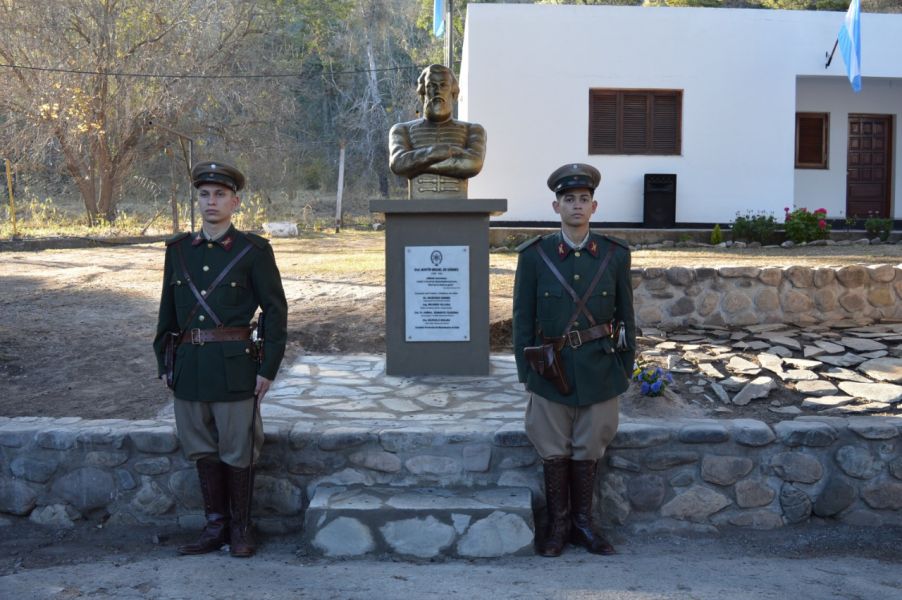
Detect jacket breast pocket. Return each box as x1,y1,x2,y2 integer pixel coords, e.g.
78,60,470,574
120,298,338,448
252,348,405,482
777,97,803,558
170,274,194,308
586,284,616,320
536,285,563,335
220,278,249,307
222,342,256,392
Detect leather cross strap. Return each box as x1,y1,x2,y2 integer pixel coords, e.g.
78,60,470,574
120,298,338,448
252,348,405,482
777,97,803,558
176,242,253,327
536,240,617,348
179,326,252,345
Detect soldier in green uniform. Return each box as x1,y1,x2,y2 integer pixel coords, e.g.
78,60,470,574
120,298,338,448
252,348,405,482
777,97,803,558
153,161,287,558
513,163,636,557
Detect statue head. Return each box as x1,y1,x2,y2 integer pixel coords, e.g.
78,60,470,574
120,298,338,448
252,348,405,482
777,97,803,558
417,64,459,123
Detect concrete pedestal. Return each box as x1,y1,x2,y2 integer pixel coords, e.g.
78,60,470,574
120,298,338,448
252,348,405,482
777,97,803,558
370,199,507,376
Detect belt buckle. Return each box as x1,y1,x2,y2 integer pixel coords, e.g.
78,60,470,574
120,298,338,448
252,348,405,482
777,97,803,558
567,330,582,349
190,329,202,345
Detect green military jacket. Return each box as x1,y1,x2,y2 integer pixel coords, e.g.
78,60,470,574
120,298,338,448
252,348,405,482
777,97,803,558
153,225,288,402
513,231,636,407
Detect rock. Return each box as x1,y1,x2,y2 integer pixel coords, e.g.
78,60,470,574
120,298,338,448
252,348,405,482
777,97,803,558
677,423,729,444
847,417,899,440
492,423,531,447
784,370,819,381
318,427,375,451
861,479,902,510
128,427,179,454
627,474,667,511
710,383,731,403
781,291,814,314
815,340,846,354
699,363,726,379
36,428,79,450
131,478,175,516
457,512,534,558
836,265,869,287
719,376,750,391
890,457,902,481
168,469,203,509
349,450,403,473
669,471,695,487
29,504,78,528
84,451,130,468
794,380,838,397
405,456,461,477
133,457,171,476
731,419,776,447
721,292,753,315
837,381,902,404
768,406,802,416
857,357,902,383
784,358,822,370
379,428,435,453
52,467,115,513
0,478,37,516
769,452,823,483
770,336,802,351
801,395,855,410
701,455,753,486
839,337,887,352
841,510,884,527
255,476,304,515
803,345,826,358
819,353,867,368
732,377,775,406
773,421,837,447
780,484,812,524
726,356,760,376
735,479,776,508
610,423,671,448
10,457,58,483
608,456,641,472
380,516,455,558
313,517,374,557
820,367,871,383
262,221,299,237
497,448,537,470
727,510,783,530
756,353,785,377
462,444,493,472
835,446,882,479
660,485,731,522
813,477,857,517
643,451,700,470
599,473,630,526
769,346,793,358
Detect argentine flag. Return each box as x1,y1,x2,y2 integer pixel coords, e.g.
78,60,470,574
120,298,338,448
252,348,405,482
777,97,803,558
433,0,445,38
837,0,861,92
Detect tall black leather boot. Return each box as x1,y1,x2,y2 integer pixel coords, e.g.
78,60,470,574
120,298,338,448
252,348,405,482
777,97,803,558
569,459,616,555
178,457,230,555
539,457,570,557
227,465,257,558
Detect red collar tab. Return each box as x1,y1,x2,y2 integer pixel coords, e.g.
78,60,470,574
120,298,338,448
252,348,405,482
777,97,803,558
191,233,204,246
587,239,599,257
557,241,570,260
220,235,234,251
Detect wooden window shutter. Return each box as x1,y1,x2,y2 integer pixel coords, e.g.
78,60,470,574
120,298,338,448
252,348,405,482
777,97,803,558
796,113,828,169
589,91,617,153
589,89,682,155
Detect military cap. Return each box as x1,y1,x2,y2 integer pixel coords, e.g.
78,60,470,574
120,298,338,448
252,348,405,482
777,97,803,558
191,161,246,192
547,163,601,194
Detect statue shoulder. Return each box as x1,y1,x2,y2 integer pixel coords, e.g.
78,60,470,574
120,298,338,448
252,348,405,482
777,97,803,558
165,232,190,246
515,235,542,253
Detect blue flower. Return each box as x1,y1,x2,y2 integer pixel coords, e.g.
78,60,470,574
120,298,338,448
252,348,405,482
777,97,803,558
665,372,674,383
640,381,651,395
651,380,662,394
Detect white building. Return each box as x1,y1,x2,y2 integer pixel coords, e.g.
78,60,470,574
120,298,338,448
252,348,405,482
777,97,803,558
459,4,902,225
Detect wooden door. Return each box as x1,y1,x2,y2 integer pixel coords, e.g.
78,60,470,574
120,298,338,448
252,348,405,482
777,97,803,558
847,114,893,218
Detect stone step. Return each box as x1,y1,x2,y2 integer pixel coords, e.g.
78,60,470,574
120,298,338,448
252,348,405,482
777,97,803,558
304,485,535,559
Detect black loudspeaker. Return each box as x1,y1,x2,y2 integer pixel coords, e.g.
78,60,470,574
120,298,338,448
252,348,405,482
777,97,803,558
643,174,677,228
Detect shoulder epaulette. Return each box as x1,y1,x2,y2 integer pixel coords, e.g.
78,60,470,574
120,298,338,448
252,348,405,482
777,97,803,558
165,232,190,246
514,235,542,253
602,234,631,251
243,231,270,249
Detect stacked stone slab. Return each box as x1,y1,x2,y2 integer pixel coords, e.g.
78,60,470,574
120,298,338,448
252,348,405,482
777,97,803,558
633,264,902,328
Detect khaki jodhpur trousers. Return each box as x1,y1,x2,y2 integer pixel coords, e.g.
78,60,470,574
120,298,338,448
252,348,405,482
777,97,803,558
525,393,620,461
174,398,263,469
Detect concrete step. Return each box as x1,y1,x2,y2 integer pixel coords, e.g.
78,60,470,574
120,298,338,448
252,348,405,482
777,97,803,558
303,485,535,559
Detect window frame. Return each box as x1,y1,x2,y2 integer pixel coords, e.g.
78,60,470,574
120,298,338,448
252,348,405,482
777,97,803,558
588,88,683,156
795,112,829,169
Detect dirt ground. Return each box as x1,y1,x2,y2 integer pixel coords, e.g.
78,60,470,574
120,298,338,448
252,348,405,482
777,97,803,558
1,231,901,422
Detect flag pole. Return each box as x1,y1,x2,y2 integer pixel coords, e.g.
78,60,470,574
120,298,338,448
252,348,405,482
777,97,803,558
825,38,839,68
444,0,453,70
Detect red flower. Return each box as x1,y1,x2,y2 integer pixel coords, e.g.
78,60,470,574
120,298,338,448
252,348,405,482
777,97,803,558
816,208,827,214
818,219,826,229
784,207,790,212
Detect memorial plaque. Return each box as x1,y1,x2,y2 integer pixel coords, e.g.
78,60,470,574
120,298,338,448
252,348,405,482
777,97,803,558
404,245,470,342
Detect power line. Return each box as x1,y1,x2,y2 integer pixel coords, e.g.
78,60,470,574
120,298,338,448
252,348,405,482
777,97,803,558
0,62,426,79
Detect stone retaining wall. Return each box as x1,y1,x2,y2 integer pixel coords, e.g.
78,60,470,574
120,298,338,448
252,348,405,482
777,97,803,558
2,415,900,533
633,264,902,329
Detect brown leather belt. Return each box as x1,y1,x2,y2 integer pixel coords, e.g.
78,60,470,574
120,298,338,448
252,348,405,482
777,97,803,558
179,327,252,345
544,322,613,350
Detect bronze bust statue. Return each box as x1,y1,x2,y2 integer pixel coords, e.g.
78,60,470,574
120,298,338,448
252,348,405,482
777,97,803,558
389,64,486,199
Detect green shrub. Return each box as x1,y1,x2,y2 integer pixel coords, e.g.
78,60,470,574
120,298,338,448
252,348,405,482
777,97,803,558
864,215,892,241
783,206,830,243
730,211,776,244
710,224,723,245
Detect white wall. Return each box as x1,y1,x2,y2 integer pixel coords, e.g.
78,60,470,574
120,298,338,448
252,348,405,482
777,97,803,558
460,5,902,223
796,77,902,220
